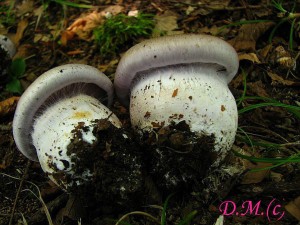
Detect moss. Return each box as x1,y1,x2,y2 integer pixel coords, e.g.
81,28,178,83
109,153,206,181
93,13,155,58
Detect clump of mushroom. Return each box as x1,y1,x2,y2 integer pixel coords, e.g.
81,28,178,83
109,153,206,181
114,34,239,166
13,64,122,189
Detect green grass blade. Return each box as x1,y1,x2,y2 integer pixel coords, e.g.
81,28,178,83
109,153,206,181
53,0,93,8
238,102,298,114
236,134,282,148
220,19,273,30
237,96,300,119
177,210,197,225
233,150,300,163
161,194,175,225
289,18,296,50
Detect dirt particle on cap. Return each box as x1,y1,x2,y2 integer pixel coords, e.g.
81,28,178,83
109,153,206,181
144,111,151,119
172,88,178,97
221,105,226,111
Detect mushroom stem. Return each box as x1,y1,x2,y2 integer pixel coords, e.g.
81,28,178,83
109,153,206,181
130,63,237,153
32,94,121,188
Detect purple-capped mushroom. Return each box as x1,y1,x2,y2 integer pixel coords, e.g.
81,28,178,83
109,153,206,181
13,64,121,189
114,34,239,162
0,35,16,58
0,35,16,81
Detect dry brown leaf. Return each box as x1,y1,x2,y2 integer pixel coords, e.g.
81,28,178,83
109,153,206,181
10,19,29,47
199,25,223,36
267,71,298,86
233,146,272,185
247,80,269,97
152,10,183,37
285,196,300,221
258,44,272,59
16,0,34,16
228,22,275,52
238,53,261,63
270,171,283,182
61,5,124,45
240,161,272,184
63,10,104,44
0,96,20,117
195,0,231,15
13,44,32,59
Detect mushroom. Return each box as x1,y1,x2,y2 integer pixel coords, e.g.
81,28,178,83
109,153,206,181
13,64,121,189
0,35,16,58
0,35,16,81
114,34,239,163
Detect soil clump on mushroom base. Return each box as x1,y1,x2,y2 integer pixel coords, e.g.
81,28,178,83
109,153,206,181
55,119,145,211
51,119,229,223
141,121,217,192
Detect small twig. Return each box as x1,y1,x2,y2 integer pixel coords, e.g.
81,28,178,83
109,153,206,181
8,160,31,225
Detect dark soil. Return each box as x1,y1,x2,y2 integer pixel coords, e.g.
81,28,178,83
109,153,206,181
0,1,300,225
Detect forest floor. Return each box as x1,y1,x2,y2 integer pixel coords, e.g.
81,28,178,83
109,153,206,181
0,0,300,225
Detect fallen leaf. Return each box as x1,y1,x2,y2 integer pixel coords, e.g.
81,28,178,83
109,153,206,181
0,96,20,117
199,25,223,36
10,19,29,47
33,33,51,43
228,22,275,52
233,146,272,184
61,5,124,45
267,71,299,86
247,80,269,97
61,10,104,45
258,44,272,59
238,53,261,63
285,196,300,221
270,171,283,182
13,44,32,59
272,46,295,69
16,0,34,16
240,161,272,184
152,10,183,37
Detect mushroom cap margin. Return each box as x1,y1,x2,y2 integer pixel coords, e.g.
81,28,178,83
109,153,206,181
114,34,239,106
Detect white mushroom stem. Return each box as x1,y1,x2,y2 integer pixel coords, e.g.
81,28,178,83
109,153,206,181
32,94,121,188
130,64,237,153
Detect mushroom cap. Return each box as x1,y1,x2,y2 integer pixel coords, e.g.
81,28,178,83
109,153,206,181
13,64,114,161
0,35,16,58
114,34,239,106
